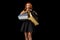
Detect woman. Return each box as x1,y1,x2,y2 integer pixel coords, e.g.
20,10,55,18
19,2,39,40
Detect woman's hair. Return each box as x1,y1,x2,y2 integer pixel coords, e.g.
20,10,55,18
24,2,32,11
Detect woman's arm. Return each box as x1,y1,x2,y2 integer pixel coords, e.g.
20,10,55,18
20,10,28,15
20,10,25,15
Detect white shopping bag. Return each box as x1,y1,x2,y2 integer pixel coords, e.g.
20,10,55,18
18,13,28,20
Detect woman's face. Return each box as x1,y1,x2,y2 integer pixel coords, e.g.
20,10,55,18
26,3,31,9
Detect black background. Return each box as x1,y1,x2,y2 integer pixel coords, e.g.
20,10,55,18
1,0,59,40
15,0,49,40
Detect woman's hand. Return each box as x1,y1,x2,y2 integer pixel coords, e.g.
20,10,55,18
20,10,26,15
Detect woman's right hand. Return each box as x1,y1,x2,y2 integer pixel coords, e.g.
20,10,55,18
20,10,26,15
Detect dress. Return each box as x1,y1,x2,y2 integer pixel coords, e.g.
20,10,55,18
19,10,38,32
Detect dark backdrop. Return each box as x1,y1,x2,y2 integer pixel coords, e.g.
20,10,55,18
16,0,49,40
